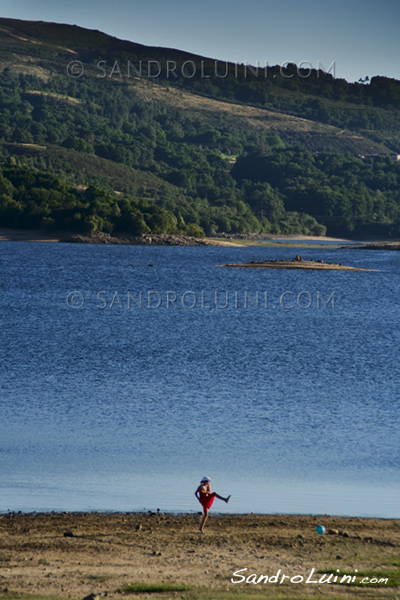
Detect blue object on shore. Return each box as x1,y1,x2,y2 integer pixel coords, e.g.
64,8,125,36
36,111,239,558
316,525,326,535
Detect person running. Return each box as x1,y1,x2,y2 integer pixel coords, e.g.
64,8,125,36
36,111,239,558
195,476,231,533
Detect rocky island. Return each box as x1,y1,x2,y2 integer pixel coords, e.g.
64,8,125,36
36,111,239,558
221,255,380,271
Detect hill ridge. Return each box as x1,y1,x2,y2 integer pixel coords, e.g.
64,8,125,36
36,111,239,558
0,18,399,239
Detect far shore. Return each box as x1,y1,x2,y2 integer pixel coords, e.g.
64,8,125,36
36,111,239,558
1,512,398,600
0,227,387,246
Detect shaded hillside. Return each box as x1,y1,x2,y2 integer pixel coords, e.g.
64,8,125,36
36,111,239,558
1,141,190,200
0,18,399,238
1,17,399,152
129,80,392,155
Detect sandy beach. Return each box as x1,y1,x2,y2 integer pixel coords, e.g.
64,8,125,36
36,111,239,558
0,512,399,599
3,228,398,248
0,228,349,246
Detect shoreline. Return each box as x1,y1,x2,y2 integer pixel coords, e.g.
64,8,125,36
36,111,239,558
1,512,398,599
1,509,396,518
0,227,386,246
0,229,242,246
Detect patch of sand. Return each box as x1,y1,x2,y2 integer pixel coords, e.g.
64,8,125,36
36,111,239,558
0,513,398,599
0,229,352,246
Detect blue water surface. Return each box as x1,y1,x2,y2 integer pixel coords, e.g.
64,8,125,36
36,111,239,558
0,242,399,516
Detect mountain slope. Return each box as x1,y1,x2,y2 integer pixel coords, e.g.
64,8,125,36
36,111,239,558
0,17,398,153
0,18,399,238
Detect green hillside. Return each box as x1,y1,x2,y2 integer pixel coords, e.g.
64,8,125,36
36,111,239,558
0,18,399,238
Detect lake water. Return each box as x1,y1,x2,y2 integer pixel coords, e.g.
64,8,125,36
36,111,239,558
0,242,399,517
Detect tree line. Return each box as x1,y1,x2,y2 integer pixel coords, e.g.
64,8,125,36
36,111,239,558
0,67,399,237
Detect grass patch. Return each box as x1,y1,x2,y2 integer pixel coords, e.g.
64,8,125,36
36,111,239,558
385,556,400,567
318,567,400,587
117,582,192,594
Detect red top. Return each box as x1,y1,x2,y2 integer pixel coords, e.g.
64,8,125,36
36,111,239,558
198,484,215,510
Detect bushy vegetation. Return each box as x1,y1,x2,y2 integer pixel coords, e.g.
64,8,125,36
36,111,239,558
0,162,200,236
0,19,400,238
175,65,400,137
0,69,328,236
233,149,400,237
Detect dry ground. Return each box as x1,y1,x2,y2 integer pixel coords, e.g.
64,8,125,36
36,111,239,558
0,228,349,246
0,513,399,600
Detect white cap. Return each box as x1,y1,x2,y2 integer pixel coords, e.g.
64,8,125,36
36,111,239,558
201,476,211,483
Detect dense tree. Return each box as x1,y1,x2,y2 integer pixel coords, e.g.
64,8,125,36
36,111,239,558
0,66,399,237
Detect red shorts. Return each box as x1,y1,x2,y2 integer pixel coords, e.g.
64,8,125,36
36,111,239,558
200,492,215,510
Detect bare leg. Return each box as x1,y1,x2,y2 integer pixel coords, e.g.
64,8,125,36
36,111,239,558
214,492,231,503
199,508,209,532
